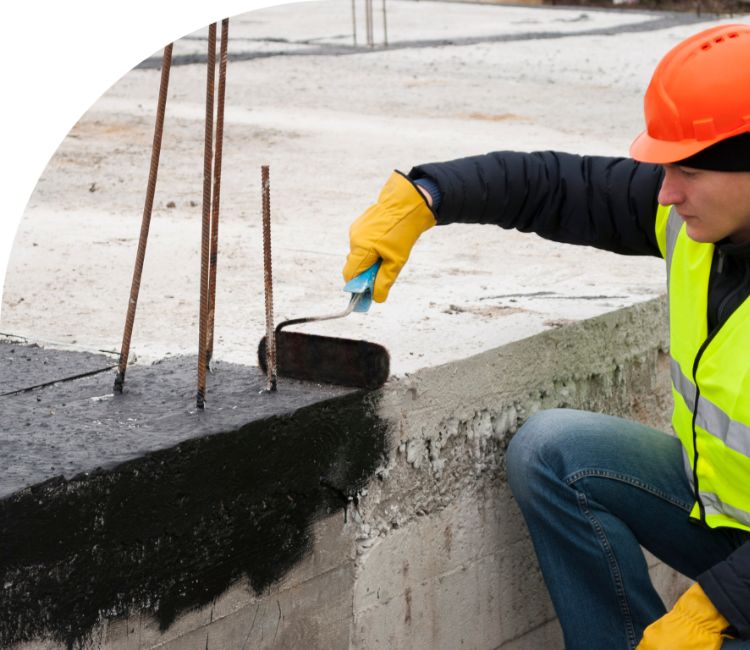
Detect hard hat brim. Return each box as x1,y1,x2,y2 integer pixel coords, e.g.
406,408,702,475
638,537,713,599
630,124,750,165
629,129,723,164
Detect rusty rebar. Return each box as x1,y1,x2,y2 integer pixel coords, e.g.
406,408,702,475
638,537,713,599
197,23,217,410
261,165,277,392
113,43,173,395
206,18,229,367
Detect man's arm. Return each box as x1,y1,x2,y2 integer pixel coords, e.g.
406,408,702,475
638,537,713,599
699,541,750,639
637,545,750,648
410,150,664,257
343,151,665,301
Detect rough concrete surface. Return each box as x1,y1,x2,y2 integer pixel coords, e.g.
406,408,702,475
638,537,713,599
1,0,726,647
351,296,688,650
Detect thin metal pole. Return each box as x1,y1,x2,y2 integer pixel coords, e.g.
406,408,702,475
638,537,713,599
351,0,357,46
197,23,217,410
206,18,229,367
382,0,388,47
365,0,372,47
113,43,173,394
370,0,375,47
370,0,376,47
262,165,277,392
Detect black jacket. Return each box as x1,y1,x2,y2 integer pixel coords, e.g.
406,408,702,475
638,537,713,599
410,150,750,639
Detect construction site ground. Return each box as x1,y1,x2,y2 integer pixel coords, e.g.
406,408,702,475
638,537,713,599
1,0,737,377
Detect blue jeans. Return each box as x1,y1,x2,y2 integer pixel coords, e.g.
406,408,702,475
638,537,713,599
506,408,750,650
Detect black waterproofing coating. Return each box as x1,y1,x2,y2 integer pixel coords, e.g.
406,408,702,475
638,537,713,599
0,355,389,649
410,150,750,639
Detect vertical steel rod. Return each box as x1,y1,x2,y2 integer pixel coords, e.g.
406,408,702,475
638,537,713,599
206,18,229,367
261,165,277,392
351,0,357,46
370,0,375,47
197,23,217,410
365,0,372,47
113,43,173,394
382,0,388,47
371,0,376,47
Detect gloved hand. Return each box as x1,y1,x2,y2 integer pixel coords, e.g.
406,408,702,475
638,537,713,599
343,171,436,303
637,583,730,650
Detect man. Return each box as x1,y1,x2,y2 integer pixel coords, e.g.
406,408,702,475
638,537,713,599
343,24,750,649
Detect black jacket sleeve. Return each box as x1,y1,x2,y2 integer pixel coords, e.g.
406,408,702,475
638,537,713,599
409,150,664,258
699,541,750,639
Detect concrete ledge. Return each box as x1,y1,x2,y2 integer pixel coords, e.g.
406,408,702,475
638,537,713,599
0,354,387,649
4,297,691,649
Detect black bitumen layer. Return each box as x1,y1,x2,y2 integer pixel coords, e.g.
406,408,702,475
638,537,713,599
0,338,116,396
0,340,352,498
1,343,389,649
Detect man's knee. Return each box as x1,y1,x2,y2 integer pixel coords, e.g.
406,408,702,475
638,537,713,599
507,408,572,464
506,408,577,499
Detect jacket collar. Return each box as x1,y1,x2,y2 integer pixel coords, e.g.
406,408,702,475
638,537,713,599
715,237,750,260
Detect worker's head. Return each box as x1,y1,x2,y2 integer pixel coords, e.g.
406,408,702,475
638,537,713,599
630,24,750,244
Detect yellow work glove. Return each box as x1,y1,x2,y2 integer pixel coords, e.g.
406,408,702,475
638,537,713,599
343,171,436,303
637,583,730,650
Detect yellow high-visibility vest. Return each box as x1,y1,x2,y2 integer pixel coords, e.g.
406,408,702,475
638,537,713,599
656,204,750,532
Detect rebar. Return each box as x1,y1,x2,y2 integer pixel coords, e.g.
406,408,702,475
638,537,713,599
197,23,217,410
206,18,229,367
113,43,173,395
261,165,277,392
365,0,373,47
351,0,357,46
382,0,388,47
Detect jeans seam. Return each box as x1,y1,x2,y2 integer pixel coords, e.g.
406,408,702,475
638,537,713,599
576,489,637,650
565,468,693,512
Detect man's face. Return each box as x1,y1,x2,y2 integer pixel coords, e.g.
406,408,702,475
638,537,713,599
658,165,750,245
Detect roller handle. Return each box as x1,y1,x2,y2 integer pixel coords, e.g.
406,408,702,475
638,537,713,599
343,260,381,313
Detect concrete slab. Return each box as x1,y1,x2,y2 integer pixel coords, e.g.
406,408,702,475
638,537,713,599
1,296,685,650
0,343,387,648
0,343,354,498
0,337,115,396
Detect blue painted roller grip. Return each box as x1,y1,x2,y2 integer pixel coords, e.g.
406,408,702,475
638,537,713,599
343,260,381,313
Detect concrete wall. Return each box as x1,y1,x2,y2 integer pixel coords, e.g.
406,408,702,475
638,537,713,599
11,296,692,650
351,295,687,649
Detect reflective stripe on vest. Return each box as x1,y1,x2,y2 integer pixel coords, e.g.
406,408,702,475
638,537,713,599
670,358,750,457
660,204,750,532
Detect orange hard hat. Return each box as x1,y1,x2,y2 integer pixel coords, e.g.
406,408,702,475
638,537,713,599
630,24,750,164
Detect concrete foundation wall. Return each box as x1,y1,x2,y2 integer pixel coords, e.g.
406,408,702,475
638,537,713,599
352,295,688,649
11,296,692,650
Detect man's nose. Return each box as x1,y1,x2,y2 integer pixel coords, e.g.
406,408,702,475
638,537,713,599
657,169,685,206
